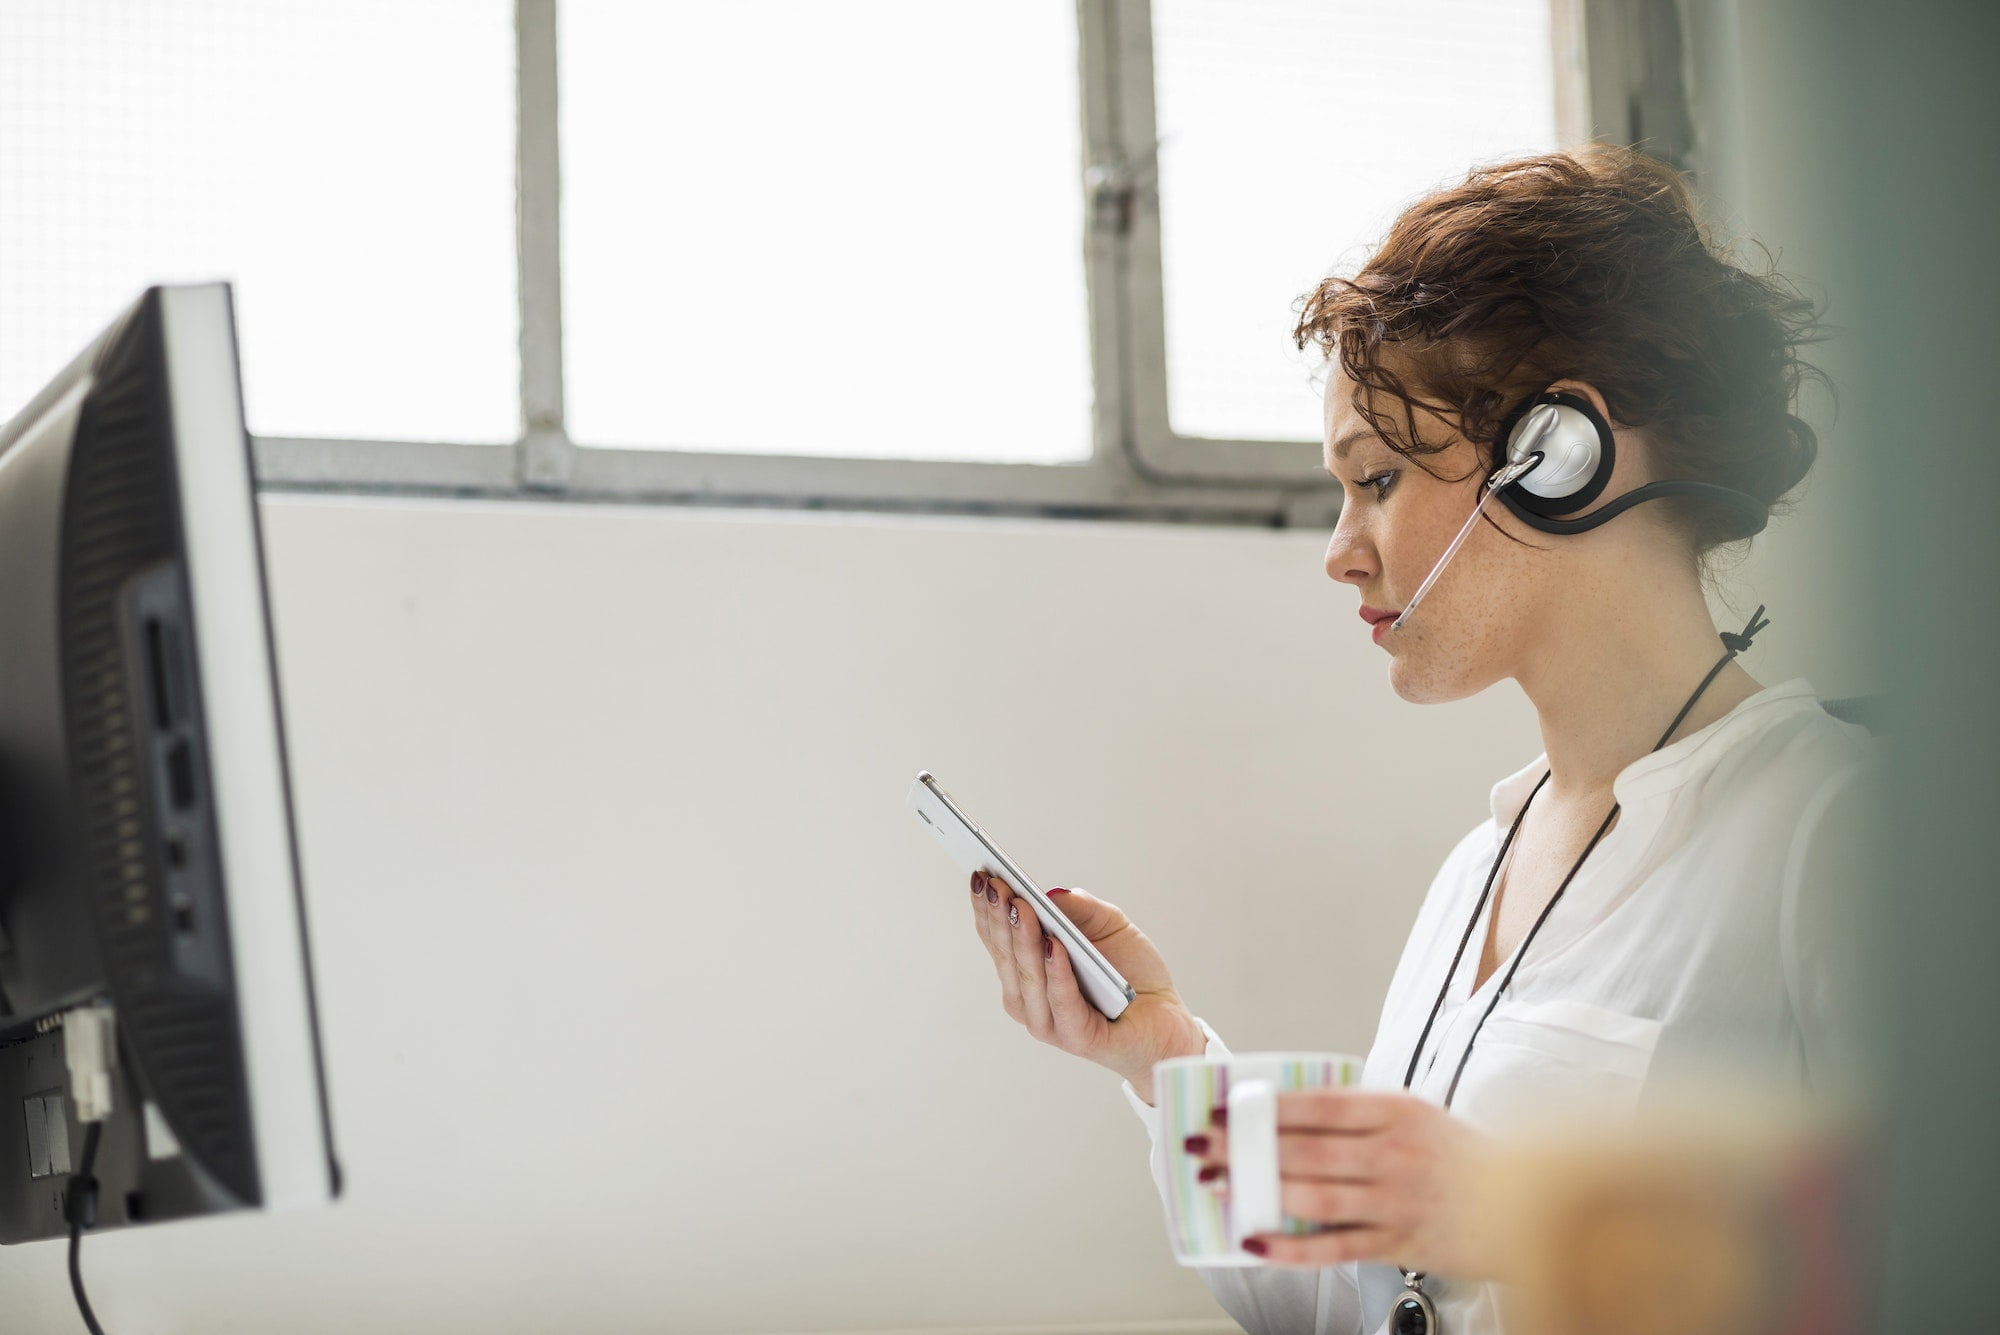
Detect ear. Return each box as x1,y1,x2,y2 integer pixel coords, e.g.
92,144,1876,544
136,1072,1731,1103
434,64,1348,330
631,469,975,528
1541,379,1616,428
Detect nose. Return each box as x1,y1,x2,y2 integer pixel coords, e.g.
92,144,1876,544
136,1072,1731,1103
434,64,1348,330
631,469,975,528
1324,509,1375,588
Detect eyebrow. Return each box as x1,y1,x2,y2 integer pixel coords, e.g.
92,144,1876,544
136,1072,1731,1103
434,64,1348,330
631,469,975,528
1326,427,1377,469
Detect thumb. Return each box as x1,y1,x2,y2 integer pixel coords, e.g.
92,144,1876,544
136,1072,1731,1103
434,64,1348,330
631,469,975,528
1044,886,1131,943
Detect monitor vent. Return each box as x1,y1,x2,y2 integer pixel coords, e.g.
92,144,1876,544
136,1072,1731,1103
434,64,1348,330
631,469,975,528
58,294,260,1205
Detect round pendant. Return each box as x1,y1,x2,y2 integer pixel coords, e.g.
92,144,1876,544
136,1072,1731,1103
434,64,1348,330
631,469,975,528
1390,1285,1438,1335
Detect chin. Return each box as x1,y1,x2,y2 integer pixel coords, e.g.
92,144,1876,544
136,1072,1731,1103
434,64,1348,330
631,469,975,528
1386,648,1497,705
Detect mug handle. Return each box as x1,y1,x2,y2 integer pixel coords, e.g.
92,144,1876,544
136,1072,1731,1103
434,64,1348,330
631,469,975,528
1226,1077,1282,1252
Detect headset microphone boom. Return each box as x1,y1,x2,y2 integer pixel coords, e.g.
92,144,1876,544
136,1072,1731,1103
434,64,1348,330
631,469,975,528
1387,390,1769,633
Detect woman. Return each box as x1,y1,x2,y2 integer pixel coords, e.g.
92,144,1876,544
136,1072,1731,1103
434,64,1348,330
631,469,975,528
965,145,1876,1334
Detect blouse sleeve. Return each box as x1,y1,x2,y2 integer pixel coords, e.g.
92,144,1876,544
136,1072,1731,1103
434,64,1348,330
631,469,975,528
1120,1019,1363,1335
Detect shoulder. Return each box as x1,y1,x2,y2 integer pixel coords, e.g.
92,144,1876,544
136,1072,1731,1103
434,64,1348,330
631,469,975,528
1615,682,1880,924
1689,680,1881,821
1655,685,1884,960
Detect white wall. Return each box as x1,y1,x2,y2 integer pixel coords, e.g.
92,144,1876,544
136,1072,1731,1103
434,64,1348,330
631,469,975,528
3,495,1547,1333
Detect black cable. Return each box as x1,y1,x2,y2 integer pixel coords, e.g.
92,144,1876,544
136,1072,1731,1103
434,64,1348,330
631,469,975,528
1405,603,1774,1109
1397,608,1773,1294
1399,770,1548,1091
65,1120,106,1335
1441,799,1621,1107
1650,605,1766,751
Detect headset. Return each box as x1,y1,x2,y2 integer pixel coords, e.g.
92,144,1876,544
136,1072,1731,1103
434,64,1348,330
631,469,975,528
1489,389,1769,537
1390,389,1769,630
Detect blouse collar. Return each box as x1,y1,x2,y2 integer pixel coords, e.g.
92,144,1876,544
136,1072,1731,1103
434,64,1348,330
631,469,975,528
1487,676,1825,828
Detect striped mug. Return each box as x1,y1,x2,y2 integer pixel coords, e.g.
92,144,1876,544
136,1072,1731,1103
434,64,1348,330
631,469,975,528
1153,1051,1364,1266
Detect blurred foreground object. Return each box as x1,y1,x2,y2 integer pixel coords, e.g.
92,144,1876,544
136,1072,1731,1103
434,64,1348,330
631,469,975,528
1483,1098,1874,1335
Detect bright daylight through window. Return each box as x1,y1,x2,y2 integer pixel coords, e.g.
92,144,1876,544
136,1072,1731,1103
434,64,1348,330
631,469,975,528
1,0,1567,500
1150,0,1560,444
558,0,1094,464
0,0,519,444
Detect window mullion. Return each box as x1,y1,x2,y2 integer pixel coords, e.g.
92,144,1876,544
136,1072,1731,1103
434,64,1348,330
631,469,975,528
1075,0,1134,486
1110,2,1336,502
515,0,574,490
1104,0,1174,480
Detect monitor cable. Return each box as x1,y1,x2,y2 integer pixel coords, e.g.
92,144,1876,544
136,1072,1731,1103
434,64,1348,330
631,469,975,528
61,1004,117,1335
65,1120,106,1335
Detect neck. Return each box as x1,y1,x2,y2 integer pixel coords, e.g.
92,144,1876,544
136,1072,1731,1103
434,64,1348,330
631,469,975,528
1515,573,1763,803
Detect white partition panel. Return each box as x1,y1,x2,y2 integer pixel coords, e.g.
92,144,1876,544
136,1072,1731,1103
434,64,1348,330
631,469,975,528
0,496,1543,1333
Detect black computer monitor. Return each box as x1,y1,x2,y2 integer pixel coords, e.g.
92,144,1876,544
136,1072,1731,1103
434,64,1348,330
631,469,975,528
0,284,337,1249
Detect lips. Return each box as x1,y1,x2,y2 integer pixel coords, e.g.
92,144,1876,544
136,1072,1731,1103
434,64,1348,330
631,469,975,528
1358,606,1401,626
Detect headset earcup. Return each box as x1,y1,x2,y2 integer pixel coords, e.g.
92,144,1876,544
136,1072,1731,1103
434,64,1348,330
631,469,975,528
1513,407,1601,499
1492,388,1772,538
1495,391,1616,517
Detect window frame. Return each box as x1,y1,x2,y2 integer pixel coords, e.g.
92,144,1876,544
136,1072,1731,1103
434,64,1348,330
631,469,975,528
1116,0,1597,481
251,0,1667,531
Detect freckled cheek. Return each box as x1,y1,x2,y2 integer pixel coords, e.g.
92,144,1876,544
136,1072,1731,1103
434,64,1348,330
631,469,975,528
1380,524,1439,597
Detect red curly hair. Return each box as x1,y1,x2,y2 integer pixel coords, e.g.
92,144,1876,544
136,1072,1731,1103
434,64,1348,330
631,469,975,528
1294,144,1827,556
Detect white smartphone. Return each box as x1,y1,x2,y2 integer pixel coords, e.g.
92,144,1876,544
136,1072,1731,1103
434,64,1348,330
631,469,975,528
908,769,1135,1020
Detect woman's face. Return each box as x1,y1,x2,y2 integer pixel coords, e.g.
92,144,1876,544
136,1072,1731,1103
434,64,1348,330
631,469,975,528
1321,367,1563,703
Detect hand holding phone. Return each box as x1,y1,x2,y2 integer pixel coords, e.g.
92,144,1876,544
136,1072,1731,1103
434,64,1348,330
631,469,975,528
909,770,1208,1095
908,770,1133,1017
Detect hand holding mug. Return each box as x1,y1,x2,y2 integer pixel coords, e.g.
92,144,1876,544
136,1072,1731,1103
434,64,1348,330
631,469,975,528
1186,1085,1498,1279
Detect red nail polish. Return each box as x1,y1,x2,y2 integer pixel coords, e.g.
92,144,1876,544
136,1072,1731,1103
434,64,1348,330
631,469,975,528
1043,937,1053,959
971,872,985,894
985,886,998,904
1197,1164,1224,1184
1210,1106,1228,1128
1048,887,1071,896
1241,1238,1268,1257
1183,1134,1209,1155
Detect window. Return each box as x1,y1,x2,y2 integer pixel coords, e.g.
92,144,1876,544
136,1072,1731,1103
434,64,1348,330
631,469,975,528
0,0,518,444
1149,0,1562,445
559,1,1092,465
2,0,1615,527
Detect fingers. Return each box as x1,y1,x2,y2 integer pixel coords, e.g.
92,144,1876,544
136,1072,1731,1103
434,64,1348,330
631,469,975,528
1040,921,1101,1048
1239,1226,1400,1268
1275,1089,1407,1134
1188,1118,1401,1206
1007,894,1058,1042
1177,1125,1407,1264
1190,1125,1395,1180
968,871,1006,967
969,868,1007,944
1271,1127,1387,1180
1177,1140,1390,1224
970,872,1067,1047
970,871,1024,1023
1278,1176,1390,1229
969,871,1105,1056
1176,1091,1462,1273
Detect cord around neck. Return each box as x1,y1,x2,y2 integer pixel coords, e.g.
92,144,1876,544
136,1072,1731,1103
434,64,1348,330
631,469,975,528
1398,604,1771,1104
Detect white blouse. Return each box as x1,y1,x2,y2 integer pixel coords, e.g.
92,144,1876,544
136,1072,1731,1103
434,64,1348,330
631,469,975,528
1121,676,1879,1335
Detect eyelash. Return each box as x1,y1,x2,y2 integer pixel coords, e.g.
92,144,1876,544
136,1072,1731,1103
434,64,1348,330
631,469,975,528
1358,470,1397,501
